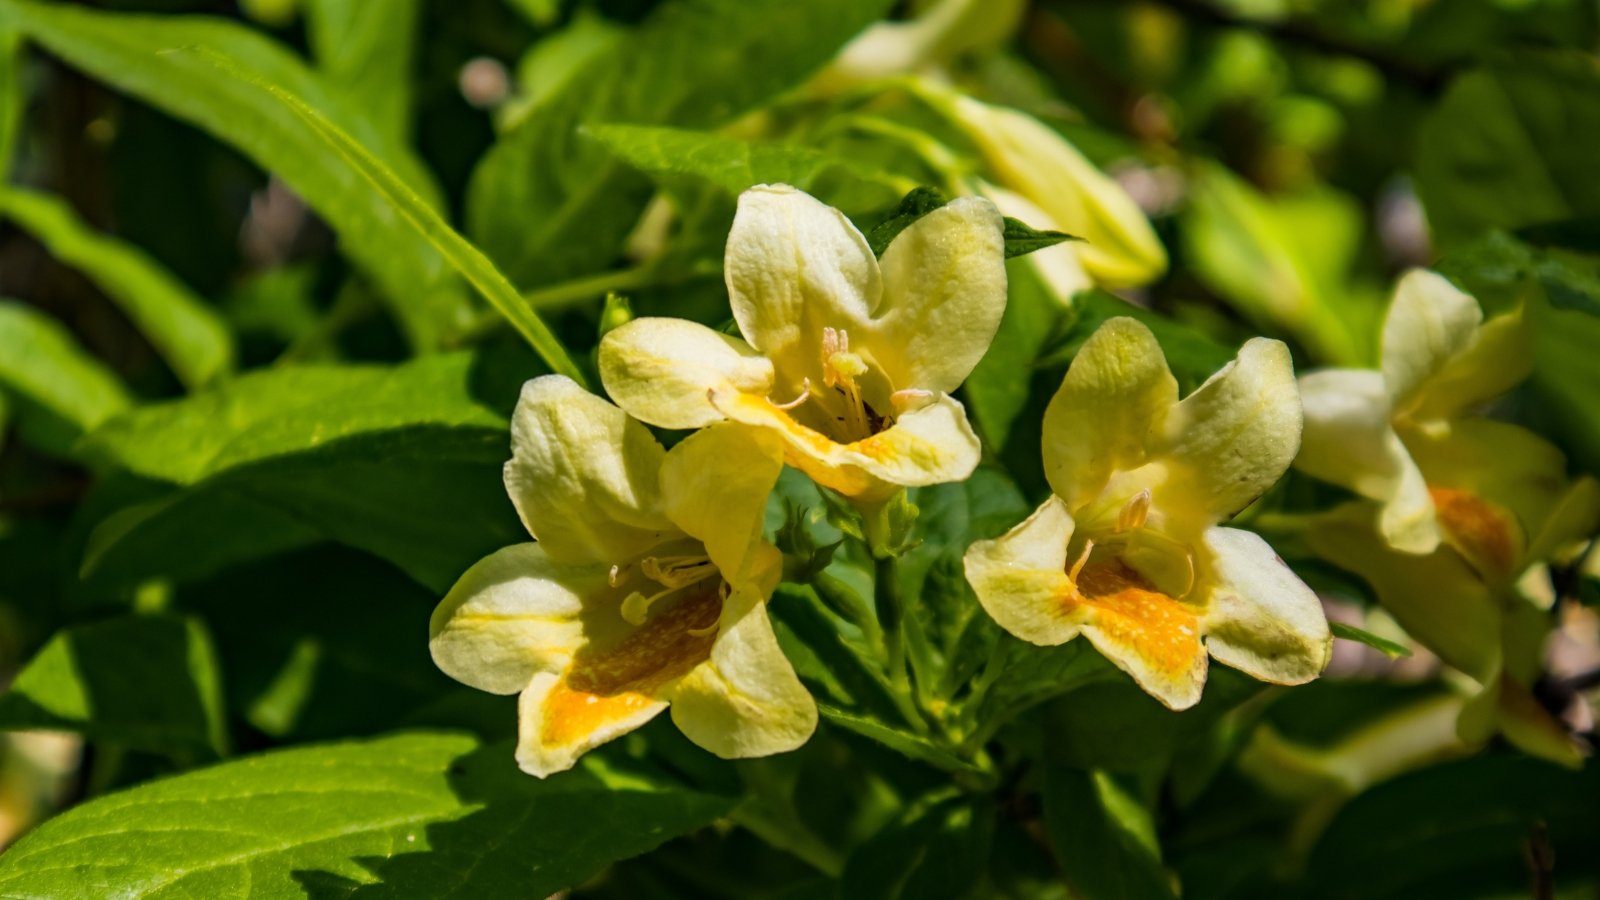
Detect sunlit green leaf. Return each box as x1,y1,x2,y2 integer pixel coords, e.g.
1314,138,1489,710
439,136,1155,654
0,614,227,759
1043,767,1176,900
1329,622,1413,659
0,300,130,456
0,732,733,898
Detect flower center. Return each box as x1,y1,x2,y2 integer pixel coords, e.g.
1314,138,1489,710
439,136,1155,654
1428,485,1519,580
820,327,888,443
613,553,722,627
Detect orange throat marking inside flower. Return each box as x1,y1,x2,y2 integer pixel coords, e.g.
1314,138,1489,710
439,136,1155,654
1066,557,1203,678
1428,486,1519,579
542,589,721,746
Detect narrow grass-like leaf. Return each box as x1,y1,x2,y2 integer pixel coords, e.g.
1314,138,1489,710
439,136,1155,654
0,188,234,389
0,300,130,455
183,44,586,385
1329,622,1414,659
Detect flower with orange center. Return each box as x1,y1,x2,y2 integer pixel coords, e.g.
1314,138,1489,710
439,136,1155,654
1295,269,1599,765
597,184,1006,505
964,317,1331,709
429,376,816,777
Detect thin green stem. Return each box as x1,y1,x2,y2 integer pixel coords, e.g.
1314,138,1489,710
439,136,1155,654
874,553,929,732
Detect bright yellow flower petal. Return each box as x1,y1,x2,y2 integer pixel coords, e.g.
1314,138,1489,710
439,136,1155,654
963,496,1080,645
724,183,880,396
504,375,675,565
1407,305,1532,423
1158,337,1301,521
1073,557,1208,711
599,317,775,430
515,584,723,778
1042,317,1178,509
668,586,819,759
869,195,1007,394
660,422,786,586
710,387,981,501
429,543,592,695
1296,368,1438,554
948,96,1166,287
1380,269,1482,410
1306,505,1501,681
1199,527,1331,685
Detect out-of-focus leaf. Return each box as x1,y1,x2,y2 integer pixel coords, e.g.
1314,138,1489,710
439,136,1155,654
305,0,419,140
0,614,227,759
584,123,911,213
78,352,523,591
0,0,472,351
0,732,734,898
1051,291,1235,392
1329,622,1413,659
0,22,21,180
0,300,130,456
1181,162,1374,365
1042,767,1176,900
0,188,234,389
1305,754,1600,900
467,0,894,288
839,796,993,900
1437,230,1600,472
1417,52,1600,249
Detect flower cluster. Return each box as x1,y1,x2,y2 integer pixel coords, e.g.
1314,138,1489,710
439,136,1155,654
1295,270,1600,764
433,183,1334,776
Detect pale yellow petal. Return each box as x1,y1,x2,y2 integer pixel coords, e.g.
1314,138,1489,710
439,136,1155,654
668,587,818,759
429,543,593,695
515,585,724,777
964,496,1081,645
660,422,786,585
598,317,775,430
1306,505,1501,681
504,375,675,565
1158,337,1301,521
725,184,880,394
1199,527,1331,685
978,182,1093,303
1408,305,1532,422
711,387,981,500
1405,418,1567,561
869,195,1007,393
1041,317,1178,509
949,96,1166,287
1295,368,1438,554
1381,269,1482,408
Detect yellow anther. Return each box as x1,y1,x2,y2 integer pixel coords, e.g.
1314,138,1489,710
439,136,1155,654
1117,490,1152,533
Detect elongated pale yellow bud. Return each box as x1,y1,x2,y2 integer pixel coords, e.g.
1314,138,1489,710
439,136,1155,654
945,95,1167,289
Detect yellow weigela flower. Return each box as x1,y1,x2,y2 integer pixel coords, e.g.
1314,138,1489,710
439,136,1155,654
429,376,816,777
599,184,1007,504
1295,269,1599,765
964,318,1330,709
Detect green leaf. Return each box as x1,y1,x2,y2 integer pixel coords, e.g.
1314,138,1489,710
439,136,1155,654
865,186,1076,259
0,188,234,389
0,300,130,456
0,614,227,759
839,796,993,900
467,0,896,288
1043,767,1176,900
964,258,1068,452
1417,52,1600,249
0,0,470,351
0,732,734,898
584,123,912,213
1306,755,1600,899
1180,161,1373,365
0,22,22,181
78,352,524,591
1329,622,1414,659
305,0,419,140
